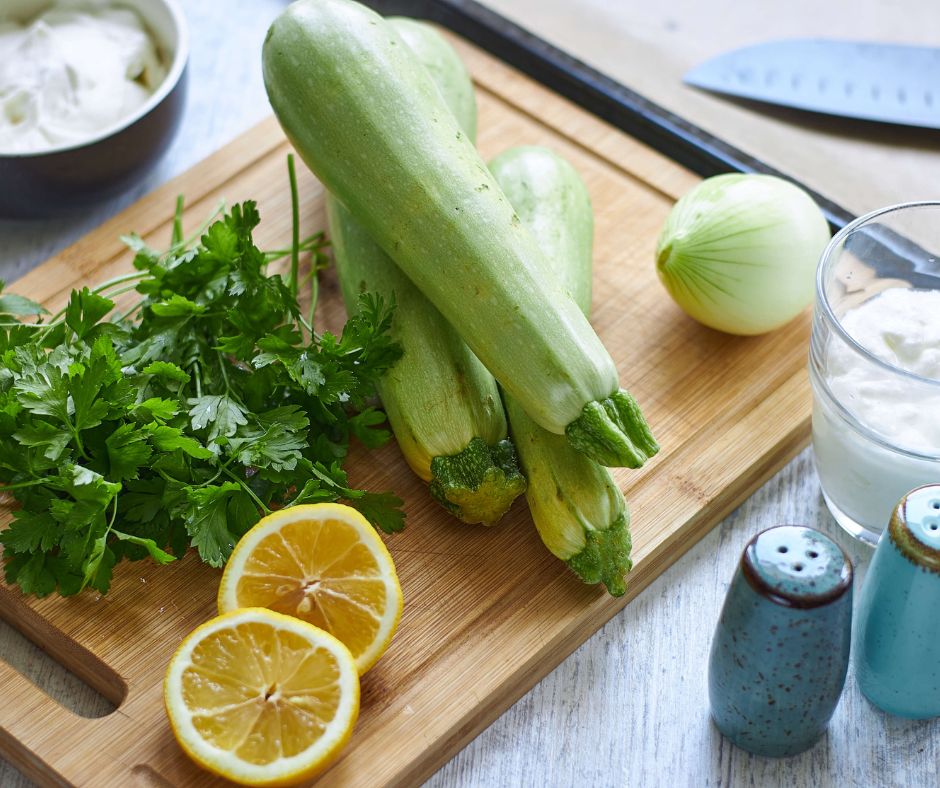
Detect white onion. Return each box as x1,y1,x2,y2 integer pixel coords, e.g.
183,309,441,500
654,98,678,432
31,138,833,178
654,173,831,336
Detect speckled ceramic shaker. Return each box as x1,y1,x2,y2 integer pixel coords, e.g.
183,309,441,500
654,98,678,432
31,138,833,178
853,485,940,719
708,525,853,757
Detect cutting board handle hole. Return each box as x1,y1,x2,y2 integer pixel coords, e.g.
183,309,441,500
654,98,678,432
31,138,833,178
0,611,126,714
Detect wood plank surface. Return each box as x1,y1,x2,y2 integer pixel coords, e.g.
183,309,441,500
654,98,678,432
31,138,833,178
486,0,940,220
0,34,815,788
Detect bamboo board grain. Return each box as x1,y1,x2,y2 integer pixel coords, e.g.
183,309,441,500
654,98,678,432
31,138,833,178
0,33,813,788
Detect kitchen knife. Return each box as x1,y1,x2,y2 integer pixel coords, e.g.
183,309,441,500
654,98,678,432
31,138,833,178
684,39,940,129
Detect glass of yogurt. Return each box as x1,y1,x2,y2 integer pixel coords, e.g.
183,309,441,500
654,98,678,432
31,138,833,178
810,202,940,545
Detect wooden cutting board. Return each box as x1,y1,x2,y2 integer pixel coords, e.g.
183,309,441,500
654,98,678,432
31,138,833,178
0,32,814,788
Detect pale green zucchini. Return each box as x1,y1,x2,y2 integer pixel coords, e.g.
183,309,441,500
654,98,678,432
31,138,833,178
387,17,477,147
327,18,524,524
262,0,659,468
491,146,631,596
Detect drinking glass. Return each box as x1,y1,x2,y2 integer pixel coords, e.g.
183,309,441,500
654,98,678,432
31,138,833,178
809,202,940,546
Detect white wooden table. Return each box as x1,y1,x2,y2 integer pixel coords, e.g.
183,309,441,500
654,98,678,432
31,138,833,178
1,1,937,786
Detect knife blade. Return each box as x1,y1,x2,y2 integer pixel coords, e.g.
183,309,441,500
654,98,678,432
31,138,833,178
684,39,940,129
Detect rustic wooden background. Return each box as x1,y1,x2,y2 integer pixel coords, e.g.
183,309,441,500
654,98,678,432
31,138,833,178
2,0,938,786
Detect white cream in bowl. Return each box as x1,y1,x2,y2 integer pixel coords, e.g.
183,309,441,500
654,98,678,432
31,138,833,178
0,1,168,154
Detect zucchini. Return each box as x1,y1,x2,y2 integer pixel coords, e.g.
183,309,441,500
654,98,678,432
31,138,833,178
386,17,477,148
327,18,524,524
262,0,659,468
491,146,631,596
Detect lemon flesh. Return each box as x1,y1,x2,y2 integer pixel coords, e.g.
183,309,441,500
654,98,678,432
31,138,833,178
165,608,360,787
219,503,403,675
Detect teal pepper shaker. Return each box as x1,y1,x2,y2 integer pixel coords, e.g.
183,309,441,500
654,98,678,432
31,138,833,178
853,484,940,719
708,525,853,757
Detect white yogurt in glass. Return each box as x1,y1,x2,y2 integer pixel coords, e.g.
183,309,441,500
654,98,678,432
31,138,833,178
812,289,940,540
810,204,940,545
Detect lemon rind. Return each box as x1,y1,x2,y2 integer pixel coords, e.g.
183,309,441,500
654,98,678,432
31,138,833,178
217,503,403,675
164,607,360,787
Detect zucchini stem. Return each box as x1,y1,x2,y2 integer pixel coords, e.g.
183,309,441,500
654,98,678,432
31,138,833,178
565,512,632,597
428,437,526,525
565,390,660,468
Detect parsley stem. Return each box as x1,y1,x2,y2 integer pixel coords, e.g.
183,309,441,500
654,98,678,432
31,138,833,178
171,195,185,247
197,453,242,490
288,153,301,298
139,197,226,261
216,351,239,401
262,233,327,261
219,358,230,393
120,296,149,322
167,198,227,256
78,496,120,592
35,271,151,332
0,479,47,492
92,271,150,293
99,283,143,300
155,467,186,486
0,320,49,330
309,268,319,330
73,432,91,461
194,464,226,490
296,251,329,288
224,467,271,515
41,308,67,328
106,493,119,533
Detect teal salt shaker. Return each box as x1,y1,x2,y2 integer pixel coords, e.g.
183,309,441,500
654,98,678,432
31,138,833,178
853,484,940,719
708,526,853,757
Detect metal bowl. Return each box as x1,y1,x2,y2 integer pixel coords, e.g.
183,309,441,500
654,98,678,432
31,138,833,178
0,0,189,219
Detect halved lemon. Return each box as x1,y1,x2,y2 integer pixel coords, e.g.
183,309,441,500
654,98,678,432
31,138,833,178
218,503,403,675
164,607,359,787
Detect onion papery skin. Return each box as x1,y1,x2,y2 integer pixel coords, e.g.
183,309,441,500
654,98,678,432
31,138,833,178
655,173,831,336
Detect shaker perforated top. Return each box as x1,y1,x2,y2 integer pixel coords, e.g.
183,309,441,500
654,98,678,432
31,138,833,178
742,525,852,608
889,484,940,573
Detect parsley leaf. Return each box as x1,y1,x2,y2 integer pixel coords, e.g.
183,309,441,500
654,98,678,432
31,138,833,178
2,511,60,554
15,364,71,424
145,424,214,459
348,407,393,450
64,288,115,342
0,184,405,598
132,398,179,424
105,423,153,481
142,361,191,385
350,490,407,534
184,482,254,568
187,394,248,442
0,280,48,319
13,421,73,461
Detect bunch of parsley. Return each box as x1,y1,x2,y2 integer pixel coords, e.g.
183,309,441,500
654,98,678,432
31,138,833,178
0,162,405,597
